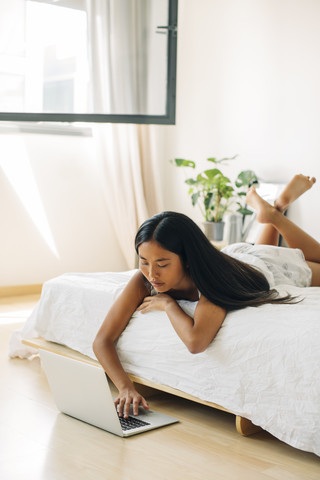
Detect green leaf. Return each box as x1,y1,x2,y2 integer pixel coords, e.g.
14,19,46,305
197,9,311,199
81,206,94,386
207,157,218,164
204,192,214,210
191,192,200,206
196,173,207,183
235,170,258,188
218,154,238,163
203,168,222,179
185,177,197,185
236,203,254,216
173,158,196,168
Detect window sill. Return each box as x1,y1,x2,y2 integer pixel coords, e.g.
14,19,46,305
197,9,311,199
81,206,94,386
0,121,92,136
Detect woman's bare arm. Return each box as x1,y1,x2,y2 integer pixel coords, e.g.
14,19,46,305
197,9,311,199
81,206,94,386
93,270,150,418
137,294,226,354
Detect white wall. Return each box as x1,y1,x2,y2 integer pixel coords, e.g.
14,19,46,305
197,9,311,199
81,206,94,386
0,130,127,286
152,0,320,240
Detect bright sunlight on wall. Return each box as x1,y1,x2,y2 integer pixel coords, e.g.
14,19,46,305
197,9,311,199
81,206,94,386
0,135,59,258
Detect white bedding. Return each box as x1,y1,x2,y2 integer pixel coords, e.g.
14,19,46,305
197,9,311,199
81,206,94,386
9,271,320,456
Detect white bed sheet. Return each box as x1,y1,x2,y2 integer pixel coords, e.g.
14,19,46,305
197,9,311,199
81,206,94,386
9,271,320,456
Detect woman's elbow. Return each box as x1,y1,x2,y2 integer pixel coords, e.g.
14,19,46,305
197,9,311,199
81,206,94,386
187,328,219,354
186,340,208,355
92,333,109,357
92,335,101,357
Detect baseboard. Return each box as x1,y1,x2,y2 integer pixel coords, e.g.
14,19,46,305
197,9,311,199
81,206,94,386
0,284,43,298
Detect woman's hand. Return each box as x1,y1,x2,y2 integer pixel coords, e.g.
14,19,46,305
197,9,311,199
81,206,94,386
136,294,175,314
115,387,149,418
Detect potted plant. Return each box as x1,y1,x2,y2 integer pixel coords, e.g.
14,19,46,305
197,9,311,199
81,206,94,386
171,156,258,241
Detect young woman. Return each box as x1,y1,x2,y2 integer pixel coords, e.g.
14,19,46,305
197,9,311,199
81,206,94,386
93,174,319,418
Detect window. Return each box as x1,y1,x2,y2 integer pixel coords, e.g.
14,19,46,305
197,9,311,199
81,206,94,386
0,0,178,125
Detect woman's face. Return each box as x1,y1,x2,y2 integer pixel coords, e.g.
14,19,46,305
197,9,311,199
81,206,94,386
138,240,189,293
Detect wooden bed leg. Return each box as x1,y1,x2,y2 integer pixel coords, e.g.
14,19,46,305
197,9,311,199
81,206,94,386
235,416,262,436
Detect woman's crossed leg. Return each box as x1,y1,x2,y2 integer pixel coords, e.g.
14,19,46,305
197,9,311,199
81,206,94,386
246,175,320,286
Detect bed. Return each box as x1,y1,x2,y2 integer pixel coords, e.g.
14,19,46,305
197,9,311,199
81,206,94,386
9,270,320,456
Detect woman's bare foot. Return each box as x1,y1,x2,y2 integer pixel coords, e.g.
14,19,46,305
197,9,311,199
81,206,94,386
246,187,279,224
274,174,316,212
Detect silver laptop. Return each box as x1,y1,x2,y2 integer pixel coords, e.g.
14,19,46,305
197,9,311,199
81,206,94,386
39,350,178,437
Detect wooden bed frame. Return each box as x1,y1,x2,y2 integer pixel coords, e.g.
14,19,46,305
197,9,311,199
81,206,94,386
22,337,262,437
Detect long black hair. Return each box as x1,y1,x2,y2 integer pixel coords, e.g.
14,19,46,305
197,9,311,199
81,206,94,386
135,211,294,311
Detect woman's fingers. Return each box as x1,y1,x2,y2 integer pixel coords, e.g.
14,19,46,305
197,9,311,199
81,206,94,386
115,391,149,418
136,297,152,312
132,398,140,416
136,294,173,314
115,396,127,417
141,397,150,411
124,398,131,418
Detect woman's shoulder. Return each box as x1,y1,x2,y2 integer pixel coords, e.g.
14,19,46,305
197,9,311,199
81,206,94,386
125,270,151,297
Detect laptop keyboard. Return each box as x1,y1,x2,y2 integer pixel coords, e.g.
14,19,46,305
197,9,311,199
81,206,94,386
118,414,150,431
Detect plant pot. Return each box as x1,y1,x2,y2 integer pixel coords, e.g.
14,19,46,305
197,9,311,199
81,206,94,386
203,221,225,241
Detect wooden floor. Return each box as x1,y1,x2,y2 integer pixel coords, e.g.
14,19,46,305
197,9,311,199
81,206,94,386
1,295,319,480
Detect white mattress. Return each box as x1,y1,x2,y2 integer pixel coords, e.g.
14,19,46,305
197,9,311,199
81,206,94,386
9,271,320,456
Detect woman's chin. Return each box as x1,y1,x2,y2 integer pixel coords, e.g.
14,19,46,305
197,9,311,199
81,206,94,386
152,283,167,292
